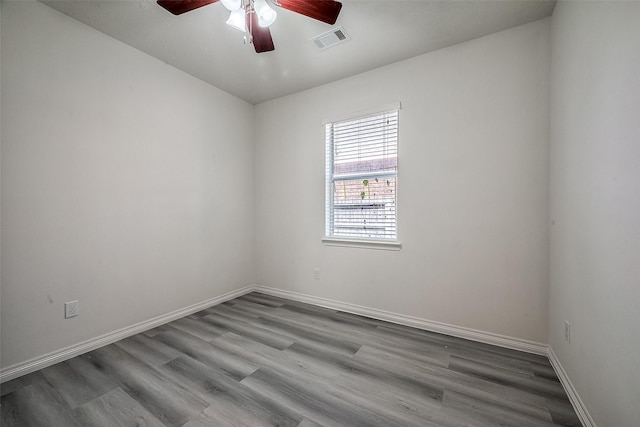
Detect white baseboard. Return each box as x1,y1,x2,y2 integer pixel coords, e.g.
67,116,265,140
0,282,593,427
0,285,254,384
254,285,548,356
548,346,596,427
256,286,597,426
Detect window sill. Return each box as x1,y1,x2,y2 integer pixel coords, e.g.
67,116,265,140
321,237,402,251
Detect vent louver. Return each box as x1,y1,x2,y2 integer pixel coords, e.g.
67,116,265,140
310,27,350,50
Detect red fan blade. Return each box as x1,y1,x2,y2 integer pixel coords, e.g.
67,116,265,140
247,11,275,53
157,0,218,15
276,0,342,25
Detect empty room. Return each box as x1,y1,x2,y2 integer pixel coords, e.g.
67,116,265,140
1,0,638,426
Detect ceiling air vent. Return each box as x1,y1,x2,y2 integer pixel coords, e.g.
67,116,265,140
310,27,350,50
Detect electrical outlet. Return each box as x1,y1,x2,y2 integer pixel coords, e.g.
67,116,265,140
65,300,80,318
564,320,571,343
313,268,320,280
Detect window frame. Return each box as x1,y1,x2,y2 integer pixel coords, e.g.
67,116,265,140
322,103,402,250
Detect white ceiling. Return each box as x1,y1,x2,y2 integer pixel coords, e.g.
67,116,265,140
41,0,556,104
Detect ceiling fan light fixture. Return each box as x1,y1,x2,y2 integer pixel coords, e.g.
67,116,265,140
157,0,343,54
226,9,247,32
221,0,242,11
254,0,277,27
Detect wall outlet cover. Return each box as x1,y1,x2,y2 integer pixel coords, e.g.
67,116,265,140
65,300,80,318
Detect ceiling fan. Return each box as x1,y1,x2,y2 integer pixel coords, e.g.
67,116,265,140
157,0,343,53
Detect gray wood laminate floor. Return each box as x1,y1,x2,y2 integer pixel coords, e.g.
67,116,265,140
1,292,581,427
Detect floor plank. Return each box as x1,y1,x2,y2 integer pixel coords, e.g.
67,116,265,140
1,292,582,426
75,387,165,427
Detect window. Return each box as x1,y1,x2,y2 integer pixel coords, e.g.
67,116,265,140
324,104,400,247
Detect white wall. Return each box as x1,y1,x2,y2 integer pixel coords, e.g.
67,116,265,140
4,2,638,422
254,19,550,344
549,1,640,425
0,1,254,369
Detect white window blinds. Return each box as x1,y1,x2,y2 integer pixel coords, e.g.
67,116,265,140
325,107,399,241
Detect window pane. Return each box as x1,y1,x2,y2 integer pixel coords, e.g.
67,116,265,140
326,108,399,241
333,112,398,171
331,177,397,239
